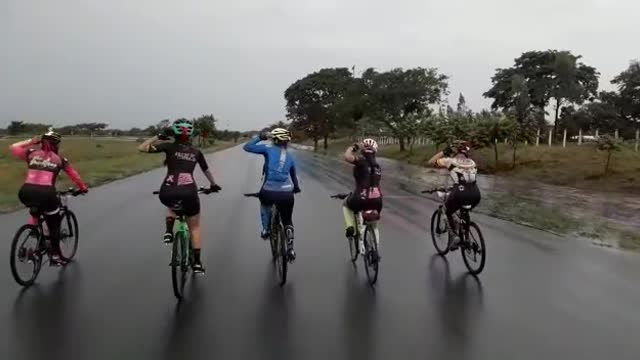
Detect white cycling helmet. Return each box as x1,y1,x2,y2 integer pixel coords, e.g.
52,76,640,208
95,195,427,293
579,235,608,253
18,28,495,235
362,138,378,153
271,128,291,142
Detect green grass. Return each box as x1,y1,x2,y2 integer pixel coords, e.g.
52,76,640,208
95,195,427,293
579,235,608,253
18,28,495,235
0,137,234,212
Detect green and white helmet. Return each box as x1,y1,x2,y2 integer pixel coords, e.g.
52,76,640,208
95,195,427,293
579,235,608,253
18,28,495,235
171,120,194,139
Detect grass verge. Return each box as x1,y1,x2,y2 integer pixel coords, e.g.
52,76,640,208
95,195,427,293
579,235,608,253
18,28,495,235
0,137,235,212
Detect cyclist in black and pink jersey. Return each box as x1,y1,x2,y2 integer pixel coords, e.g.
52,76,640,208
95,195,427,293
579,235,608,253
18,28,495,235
138,119,221,274
343,138,383,255
9,128,89,266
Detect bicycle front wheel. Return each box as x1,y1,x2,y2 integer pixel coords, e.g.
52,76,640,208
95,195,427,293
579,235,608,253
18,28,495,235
59,210,79,261
461,222,486,275
171,231,188,299
363,224,379,285
430,208,449,256
10,225,43,287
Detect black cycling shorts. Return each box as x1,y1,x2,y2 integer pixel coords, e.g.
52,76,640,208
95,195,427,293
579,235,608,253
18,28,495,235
445,183,481,216
345,192,383,214
159,185,200,217
259,189,295,227
18,184,60,215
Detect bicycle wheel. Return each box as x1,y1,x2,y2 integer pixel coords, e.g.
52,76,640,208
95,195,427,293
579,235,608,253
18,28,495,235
461,222,486,275
171,231,188,299
59,210,79,261
268,206,278,260
363,224,379,285
430,208,450,256
10,225,44,287
275,224,288,286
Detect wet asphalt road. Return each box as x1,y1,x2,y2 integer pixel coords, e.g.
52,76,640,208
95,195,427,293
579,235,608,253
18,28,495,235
1,145,640,360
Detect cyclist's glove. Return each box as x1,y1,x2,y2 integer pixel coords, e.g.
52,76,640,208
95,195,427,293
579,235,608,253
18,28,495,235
293,186,301,194
443,146,454,157
208,184,222,193
351,143,360,152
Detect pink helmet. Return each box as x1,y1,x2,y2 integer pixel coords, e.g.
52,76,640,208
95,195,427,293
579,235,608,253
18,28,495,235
362,138,378,153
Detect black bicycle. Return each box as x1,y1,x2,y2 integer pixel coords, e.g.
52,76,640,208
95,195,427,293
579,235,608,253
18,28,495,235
244,192,294,286
10,187,83,287
422,187,486,275
153,187,217,300
331,193,381,285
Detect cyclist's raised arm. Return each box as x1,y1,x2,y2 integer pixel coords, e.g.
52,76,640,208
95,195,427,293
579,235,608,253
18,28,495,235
242,135,267,154
138,135,168,153
62,159,89,192
344,143,358,164
9,136,40,161
428,151,447,168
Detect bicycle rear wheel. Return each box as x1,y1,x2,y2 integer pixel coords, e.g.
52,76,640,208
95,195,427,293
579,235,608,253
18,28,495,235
10,225,44,287
275,224,288,286
461,222,486,275
363,224,379,285
430,208,450,256
171,231,188,299
59,210,79,261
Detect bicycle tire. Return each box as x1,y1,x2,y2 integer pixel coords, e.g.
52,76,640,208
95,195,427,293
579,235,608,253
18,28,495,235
430,208,450,256
10,224,43,287
269,206,278,260
59,210,79,261
363,224,379,285
276,224,288,286
171,231,187,299
461,222,486,275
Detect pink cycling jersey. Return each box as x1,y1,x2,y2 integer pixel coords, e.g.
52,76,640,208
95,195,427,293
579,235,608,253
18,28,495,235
10,141,87,190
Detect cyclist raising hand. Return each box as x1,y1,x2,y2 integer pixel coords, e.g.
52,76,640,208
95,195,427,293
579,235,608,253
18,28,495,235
138,120,221,274
243,128,300,261
428,140,481,250
9,128,88,266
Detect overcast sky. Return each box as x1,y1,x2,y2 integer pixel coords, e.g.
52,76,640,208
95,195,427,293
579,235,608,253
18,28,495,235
1,0,637,130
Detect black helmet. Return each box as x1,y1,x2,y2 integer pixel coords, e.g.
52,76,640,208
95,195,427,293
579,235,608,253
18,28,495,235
42,128,62,144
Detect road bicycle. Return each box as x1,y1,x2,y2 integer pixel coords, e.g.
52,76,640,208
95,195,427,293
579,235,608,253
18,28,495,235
244,192,295,286
10,187,83,287
331,193,381,285
153,187,216,300
422,186,486,275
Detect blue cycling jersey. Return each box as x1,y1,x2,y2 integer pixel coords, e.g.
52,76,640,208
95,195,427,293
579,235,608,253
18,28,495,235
243,137,300,192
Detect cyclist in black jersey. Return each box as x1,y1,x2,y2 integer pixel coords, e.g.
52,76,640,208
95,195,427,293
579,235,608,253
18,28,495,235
138,119,221,273
343,138,383,255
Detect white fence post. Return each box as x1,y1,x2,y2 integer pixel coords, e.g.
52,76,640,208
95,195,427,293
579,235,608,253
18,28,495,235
562,129,567,148
578,129,583,145
536,129,541,146
636,129,639,152
615,129,619,139
548,128,553,147
595,129,599,138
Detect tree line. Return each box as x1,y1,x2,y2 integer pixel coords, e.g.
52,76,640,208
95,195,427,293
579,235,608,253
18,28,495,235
1,115,247,144
283,50,640,157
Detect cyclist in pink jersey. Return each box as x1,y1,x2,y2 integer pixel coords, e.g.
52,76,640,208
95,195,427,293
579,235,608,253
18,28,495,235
9,128,88,266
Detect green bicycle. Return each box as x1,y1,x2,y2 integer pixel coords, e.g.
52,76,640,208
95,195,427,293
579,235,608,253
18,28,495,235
153,187,215,300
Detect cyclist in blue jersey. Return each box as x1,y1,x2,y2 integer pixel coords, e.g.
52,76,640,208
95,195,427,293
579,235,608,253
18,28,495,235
243,128,300,260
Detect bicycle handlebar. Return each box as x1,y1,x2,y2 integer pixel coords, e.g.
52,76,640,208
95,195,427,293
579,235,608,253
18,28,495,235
330,193,350,200
243,192,260,198
153,186,218,195
421,187,453,194
58,187,85,197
